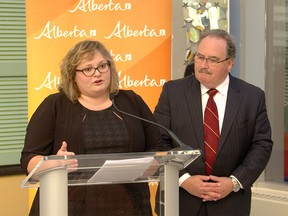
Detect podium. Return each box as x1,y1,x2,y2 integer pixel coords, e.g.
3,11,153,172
21,149,201,216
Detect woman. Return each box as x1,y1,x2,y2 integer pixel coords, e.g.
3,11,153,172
21,40,170,215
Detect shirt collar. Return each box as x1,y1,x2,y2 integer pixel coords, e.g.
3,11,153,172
200,75,230,96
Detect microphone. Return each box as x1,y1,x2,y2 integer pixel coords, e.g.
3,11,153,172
109,93,193,151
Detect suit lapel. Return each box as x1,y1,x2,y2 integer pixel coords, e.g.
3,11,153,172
182,76,242,156
184,77,205,153
217,76,242,152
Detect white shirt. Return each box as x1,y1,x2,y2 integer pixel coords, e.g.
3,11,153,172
200,75,229,133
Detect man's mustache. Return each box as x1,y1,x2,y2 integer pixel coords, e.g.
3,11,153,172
198,68,211,74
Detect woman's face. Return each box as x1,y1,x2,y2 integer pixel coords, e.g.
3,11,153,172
75,51,111,98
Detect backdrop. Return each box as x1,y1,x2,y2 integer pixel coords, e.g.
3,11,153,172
26,0,172,212
26,0,172,116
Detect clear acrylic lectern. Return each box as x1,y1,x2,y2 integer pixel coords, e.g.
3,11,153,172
21,149,201,216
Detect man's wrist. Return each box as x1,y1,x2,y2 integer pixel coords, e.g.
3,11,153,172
179,173,191,186
229,176,241,192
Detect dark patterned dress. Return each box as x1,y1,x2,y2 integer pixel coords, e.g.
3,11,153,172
67,105,152,216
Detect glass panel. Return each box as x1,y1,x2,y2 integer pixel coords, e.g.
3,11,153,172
21,150,201,188
264,0,286,184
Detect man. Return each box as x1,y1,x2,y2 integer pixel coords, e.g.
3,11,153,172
154,29,273,215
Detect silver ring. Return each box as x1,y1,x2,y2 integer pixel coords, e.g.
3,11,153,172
64,155,67,160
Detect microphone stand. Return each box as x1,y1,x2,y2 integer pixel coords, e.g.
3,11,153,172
109,93,193,152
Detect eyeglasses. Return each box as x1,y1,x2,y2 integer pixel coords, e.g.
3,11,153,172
194,53,230,66
76,61,111,77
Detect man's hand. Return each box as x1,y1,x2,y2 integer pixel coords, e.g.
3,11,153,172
180,175,211,198
180,175,233,202
201,175,233,201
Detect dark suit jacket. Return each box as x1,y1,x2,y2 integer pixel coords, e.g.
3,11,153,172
154,74,273,215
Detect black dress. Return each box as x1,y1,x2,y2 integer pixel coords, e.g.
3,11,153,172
30,105,153,216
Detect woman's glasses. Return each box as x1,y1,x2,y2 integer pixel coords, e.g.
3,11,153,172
76,61,111,77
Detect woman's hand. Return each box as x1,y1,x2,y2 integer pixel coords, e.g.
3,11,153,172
28,141,78,178
56,141,78,172
57,141,75,157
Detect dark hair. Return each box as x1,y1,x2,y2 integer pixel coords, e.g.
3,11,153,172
197,29,236,59
184,61,195,77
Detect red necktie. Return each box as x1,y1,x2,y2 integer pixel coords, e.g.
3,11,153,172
204,89,220,175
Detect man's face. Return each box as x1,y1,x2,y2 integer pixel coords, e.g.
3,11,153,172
194,36,234,89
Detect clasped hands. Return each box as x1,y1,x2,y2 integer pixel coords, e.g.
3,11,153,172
180,175,233,202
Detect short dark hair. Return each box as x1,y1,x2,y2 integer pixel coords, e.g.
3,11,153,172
198,29,236,59
184,61,195,77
